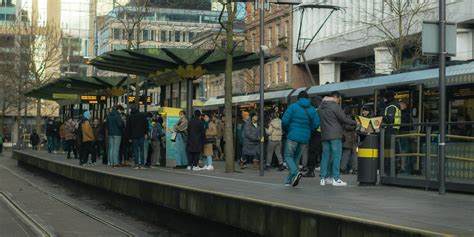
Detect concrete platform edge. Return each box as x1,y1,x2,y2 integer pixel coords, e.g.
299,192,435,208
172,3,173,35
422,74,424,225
13,150,445,237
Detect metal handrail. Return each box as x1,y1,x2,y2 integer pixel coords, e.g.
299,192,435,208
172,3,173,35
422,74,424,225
382,121,474,127
395,153,474,162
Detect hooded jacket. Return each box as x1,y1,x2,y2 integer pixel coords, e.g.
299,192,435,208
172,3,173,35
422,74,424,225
282,98,320,144
106,109,124,136
126,108,149,140
242,120,260,156
318,96,357,141
266,118,283,142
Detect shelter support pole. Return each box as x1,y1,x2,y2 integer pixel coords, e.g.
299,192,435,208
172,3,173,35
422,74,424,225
186,79,193,120
144,79,148,113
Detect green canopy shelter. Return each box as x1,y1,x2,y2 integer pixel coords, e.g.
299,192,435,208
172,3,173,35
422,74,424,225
90,48,268,117
25,76,131,101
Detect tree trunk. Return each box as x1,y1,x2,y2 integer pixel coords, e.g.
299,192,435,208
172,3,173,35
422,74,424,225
224,1,235,173
36,99,42,134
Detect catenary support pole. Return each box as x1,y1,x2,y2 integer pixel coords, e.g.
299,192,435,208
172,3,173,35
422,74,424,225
438,0,447,195
259,0,266,176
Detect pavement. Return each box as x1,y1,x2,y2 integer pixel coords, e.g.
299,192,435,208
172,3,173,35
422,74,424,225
11,150,474,236
0,151,181,237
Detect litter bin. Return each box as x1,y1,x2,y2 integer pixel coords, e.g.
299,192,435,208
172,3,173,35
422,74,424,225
357,134,379,186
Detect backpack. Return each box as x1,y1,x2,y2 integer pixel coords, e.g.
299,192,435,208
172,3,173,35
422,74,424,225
151,124,165,141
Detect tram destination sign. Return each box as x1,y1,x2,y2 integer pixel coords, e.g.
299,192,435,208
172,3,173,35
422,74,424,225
422,21,457,56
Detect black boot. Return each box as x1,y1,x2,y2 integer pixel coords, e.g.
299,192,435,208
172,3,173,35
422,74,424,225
302,170,315,178
277,164,286,172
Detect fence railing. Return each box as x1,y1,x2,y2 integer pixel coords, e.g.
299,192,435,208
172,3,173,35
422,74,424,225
379,121,474,192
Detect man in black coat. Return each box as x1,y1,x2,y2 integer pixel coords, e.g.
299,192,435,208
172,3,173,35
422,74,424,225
186,110,206,170
126,106,149,169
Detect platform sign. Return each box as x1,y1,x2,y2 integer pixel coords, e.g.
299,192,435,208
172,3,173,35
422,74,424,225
80,95,107,104
127,96,152,105
160,107,184,167
53,93,79,100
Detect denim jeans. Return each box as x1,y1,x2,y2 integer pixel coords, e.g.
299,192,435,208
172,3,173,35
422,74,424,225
284,140,306,184
132,137,145,166
175,133,188,166
108,136,121,165
47,136,55,153
320,139,342,180
143,138,150,165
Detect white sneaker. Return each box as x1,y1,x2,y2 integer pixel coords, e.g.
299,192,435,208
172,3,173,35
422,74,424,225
133,166,139,170
206,165,214,171
332,178,347,186
192,166,201,171
203,165,208,170
315,167,321,172
320,179,325,186
324,178,333,185
187,166,192,171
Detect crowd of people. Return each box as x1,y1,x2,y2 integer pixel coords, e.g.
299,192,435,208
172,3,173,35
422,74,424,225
34,88,416,188
39,105,166,169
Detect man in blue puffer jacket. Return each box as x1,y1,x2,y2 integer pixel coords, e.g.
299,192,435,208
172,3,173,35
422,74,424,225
282,91,320,187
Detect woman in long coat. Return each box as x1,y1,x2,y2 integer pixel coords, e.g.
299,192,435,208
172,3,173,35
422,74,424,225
186,110,205,171
242,112,261,169
173,110,188,168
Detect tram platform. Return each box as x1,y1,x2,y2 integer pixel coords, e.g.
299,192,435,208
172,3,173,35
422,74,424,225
12,150,474,237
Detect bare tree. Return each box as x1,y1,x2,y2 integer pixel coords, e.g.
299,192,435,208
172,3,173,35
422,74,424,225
14,21,63,133
346,0,435,71
214,0,242,173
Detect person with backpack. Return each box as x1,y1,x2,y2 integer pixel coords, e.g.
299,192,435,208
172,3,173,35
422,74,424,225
281,91,320,187
150,118,164,167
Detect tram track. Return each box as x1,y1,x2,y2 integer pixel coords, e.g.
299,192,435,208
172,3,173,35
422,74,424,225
0,163,136,237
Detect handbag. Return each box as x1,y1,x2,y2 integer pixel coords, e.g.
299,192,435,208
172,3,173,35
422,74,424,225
170,132,177,142
206,137,216,144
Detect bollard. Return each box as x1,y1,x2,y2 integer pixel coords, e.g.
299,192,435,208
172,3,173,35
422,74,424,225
357,134,379,186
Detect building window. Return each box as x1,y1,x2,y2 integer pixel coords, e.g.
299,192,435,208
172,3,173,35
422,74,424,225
268,26,272,48
285,20,289,38
254,30,258,52
182,32,186,42
150,30,156,41
268,64,272,87
160,30,167,42
113,28,120,40
142,29,149,41
276,24,280,45
189,32,195,41
251,32,256,52
276,62,280,85
175,31,181,42
168,31,172,42
285,61,289,83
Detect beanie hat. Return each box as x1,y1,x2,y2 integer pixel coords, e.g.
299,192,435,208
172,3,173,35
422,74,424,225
83,111,91,120
242,111,249,120
298,91,309,99
383,90,395,100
